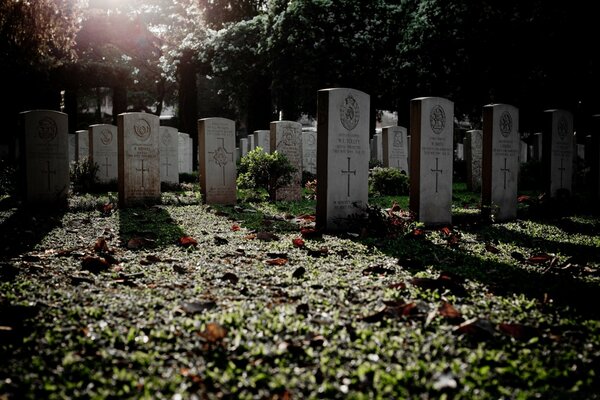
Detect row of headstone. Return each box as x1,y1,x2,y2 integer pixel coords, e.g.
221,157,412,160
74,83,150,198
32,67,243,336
178,132,193,174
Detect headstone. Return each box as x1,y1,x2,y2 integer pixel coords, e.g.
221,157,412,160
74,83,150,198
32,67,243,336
542,109,574,196
255,130,270,153
482,104,520,221
178,132,190,173
159,126,179,184
20,110,69,204
235,147,241,163
302,128,317,174
409,97,454,225
465,130,483,191
520,140,528,163
187,135,194,172
117,112,160,207
248,134,255,152
577,144,585,160
270,120,303,201
240,138,248,157
89,124,118,183
532,132,542,161
316,88,370,230
68,134,76,164
373,132,383,162
456,143,464,160
382,125,409,174
370,139,376,161
198,118,236,204
76,129,90,161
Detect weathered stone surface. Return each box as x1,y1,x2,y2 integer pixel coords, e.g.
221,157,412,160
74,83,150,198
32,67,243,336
90,124,118,183
465,130,483,191
159,126,179,184
382,125,409,174
409,97,454,225
543,109,574,196
254,130,271,153
20,110,69,204
302,128,317,174
271,121,303,201
316,88,370,230
118,113,160,207
76,129,90,161
198,118,236,205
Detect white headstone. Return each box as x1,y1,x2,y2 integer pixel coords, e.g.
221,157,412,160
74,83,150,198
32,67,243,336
373,132,383,162
482,104,520,221
543,109,574,196
520,140,528,163
118,113,160,207
465,130,483,191
20,110,69,204
302,128,317,174
382,125,409,174
316,88,370,230
90,124,118,183
456,143,464,160
254,130,270,153
178,132,190,173
68,134,76,164
248,134,255,152
187,135,194,172
240,138,248,157
577,144,585,160
271,120,303,201
409,97,454,225
198,118,236,204
159,126,179,184
76,129,90,161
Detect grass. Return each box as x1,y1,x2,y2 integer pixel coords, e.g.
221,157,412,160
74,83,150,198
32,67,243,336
0,182,599,399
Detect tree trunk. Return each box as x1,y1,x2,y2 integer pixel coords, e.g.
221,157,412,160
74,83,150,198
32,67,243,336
178,50,198,170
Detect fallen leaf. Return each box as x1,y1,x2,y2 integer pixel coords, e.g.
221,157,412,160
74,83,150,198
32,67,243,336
214,236,228,245
362,302,418,322
455,318,496,340
407,228,425,239
257,231,279,241
498,323,540,341
231,224,241,231
178,236,198,247
387,282,406,290
440,226,452,236
511,251,525,262
221,272,239,284
517,195,530,203
439,301,463,322
146,254,161,263
244,234,257,240
300,227,320,238
81,255,109,273
265,258,288,266
307,248,328,258
447,234,460,246
93,237,109,253
127,237,150,250
267,252,288,259
292,238,305,248
199,322,227,343
527,253,552,264
485,244,500,254
292,266,306,279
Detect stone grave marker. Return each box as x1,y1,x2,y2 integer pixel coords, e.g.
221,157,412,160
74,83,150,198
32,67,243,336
159,126,179,184
198,118,236,205
118,112,160,207
316,88,370,230
270,120,303,201
520,140,528,163
255,130,270,153
178,132,191,173
248,134,255,151
76,129,90,161
465,130,483,191
186,134,194,172
409,97,454,225
240,138,248,157
382,125,409,174
235,147,241,163
456,143,464,160
482,104,520,221
302,128,317,174
532,132,542,161
370,138,375,161
90,124,118,183
20,110,69,204
543,109,574,196
373,132,383,163
68,133,76,164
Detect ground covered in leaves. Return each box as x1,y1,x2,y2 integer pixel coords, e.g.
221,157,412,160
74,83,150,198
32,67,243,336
1,186,599,399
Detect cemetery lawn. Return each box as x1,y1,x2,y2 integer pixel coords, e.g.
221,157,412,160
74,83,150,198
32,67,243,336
1,185,599,399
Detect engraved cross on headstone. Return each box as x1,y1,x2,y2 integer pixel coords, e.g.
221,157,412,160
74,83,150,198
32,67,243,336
209,138,234,186
162,155,172,176
558,158,566,188
500,157,510,189
341,157,356,197
41,160,56,191
101,157,112,177
431,158,443,193
136,159,149,189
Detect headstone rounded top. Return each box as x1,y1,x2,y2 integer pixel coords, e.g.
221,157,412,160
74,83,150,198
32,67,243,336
199,117,235,125
254,130,270,134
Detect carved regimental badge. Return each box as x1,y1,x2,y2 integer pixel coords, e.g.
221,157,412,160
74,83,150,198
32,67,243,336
557,116,569,141
38,116,57,143
279,125,297,148
393,131,403,147
134,119,152,142
161,130,171,146
100,128,113,145
307,133,316,146
340,94,360,131
430,105,446,135
499,111,513,138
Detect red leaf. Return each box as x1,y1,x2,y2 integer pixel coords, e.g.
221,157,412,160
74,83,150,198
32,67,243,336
199,322,227,343
244,234,257,240
292,238,305,248
485,244,500,254
439,301,462,321
81,255,109,273
440,226,452,236
257,231,279,241
498,323,540,341
527,253,552,264
300,227,320,238
94,237,109,253
231,224,241,232
297,214,316,222
447,234,460,246
178,236,198,247
407,228,425,238
265,258,288,266
517,195,530,203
